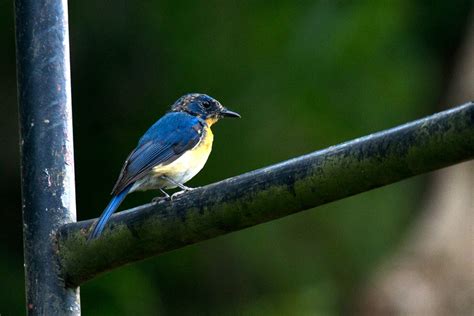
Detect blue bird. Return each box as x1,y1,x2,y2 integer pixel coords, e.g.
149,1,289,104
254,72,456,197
88,93,240,240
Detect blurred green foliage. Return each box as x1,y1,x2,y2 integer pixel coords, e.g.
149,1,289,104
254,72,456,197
0,0,472,314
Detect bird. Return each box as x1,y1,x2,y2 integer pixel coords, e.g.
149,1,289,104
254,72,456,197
88,93,240,240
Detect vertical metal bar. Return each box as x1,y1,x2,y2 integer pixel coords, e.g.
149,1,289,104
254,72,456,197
14,0,80,314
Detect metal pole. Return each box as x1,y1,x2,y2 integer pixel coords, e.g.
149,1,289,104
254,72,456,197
14,0,80,314
58,102,474,286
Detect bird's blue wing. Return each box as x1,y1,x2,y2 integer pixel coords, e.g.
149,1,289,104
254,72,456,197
111,112,204,195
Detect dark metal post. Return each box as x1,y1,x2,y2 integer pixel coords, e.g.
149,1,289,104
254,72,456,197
14,0,80,314
58,102,474,286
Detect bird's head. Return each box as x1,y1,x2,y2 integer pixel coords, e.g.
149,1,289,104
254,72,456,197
171,93,240,126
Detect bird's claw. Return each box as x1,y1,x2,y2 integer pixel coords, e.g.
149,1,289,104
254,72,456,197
151,196,169,205
170,191,184,200
170,186,199,200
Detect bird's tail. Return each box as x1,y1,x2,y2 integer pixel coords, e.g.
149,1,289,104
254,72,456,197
88,185,132,240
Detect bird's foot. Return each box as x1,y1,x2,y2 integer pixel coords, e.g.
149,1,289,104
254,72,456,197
151,196,168,205
170,190,185,200
180,184,197,191
151,188,171,204
170,186,199,200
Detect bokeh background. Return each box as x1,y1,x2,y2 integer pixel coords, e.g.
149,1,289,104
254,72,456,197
1,1,473,315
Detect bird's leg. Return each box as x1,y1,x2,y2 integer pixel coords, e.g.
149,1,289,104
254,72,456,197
151,188,171,204
160,176,201,200
160,188,171,198
161,175,195,191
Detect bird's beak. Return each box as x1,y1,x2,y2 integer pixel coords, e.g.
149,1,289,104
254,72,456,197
220,107,241,118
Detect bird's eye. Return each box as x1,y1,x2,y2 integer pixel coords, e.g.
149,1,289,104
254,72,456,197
203,102,211,109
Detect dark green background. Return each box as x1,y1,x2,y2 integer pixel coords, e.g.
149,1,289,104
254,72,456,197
1,1,472,314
